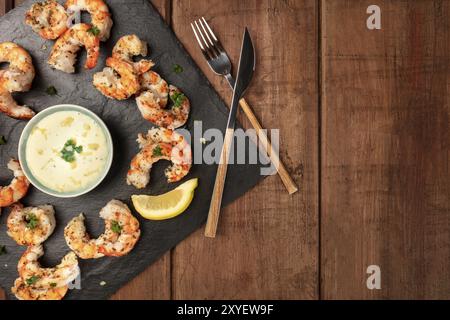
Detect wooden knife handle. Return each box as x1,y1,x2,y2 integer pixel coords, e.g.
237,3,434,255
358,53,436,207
239,98,298,195
205,127,235,238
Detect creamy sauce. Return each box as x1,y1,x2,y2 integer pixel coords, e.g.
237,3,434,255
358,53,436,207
26,111,109,193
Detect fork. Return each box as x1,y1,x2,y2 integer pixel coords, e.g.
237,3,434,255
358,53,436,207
191,17,298,195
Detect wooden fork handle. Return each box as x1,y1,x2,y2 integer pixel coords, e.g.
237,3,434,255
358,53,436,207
205,127,235,238
205,98,298,237
239,98,298,195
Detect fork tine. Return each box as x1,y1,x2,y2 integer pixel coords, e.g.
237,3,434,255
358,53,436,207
201,17,225,52
194,20,218,59
191,23,214,61
202,17,218,42
199,19,214,47
191,22,205,51
199,19,221,57
192,22,213,61
194,21,207,47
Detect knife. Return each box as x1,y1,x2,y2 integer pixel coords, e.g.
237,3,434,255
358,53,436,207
205,28,256,238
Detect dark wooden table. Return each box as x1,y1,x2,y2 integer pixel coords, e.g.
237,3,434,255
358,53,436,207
1,0,449,300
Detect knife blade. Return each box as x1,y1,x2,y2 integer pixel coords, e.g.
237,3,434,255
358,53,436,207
205,28,255,238
226,28,256,130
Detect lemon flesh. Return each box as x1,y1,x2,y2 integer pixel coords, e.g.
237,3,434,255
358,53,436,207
132,178,198,220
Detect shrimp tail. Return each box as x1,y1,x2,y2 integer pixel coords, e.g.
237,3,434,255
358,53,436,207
0,89,35,120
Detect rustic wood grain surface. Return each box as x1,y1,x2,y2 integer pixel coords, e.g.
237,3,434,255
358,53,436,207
321,0,450,300
1,0,449,300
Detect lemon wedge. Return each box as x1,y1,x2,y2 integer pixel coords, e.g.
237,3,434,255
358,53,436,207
132,178,198,220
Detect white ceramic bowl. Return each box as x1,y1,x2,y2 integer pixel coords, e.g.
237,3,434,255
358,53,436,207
18,104,114,198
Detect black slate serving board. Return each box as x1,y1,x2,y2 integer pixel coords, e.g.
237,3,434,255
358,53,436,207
0,0,267,299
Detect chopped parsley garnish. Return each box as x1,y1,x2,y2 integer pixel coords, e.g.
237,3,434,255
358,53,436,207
26,213,39,229
60,139,83,163
87,26,100,36
0,245,6,256
0,135,6,145
111,220,122,234
46,86,58,96
170,92,186,108
173,64,184,74
26,275,40,286
152,145,163,157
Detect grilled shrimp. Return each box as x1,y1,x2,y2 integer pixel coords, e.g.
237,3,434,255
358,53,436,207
12,278,68,300
25,0,69,40
18,245,80,289
64,200,140,258
112,35,154,74
137,70,168,106
136,73,190,129
63,213,104,259
0,43,35,92
93,57,140,100
127,128,192,189
66,0,113,41
96,200,140,257
0,42,35,120
7,203,56,246
0,159,30,209
48,23,100,73
0,87,35,120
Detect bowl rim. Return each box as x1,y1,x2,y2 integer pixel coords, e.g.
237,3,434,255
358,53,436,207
18,104,114,198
